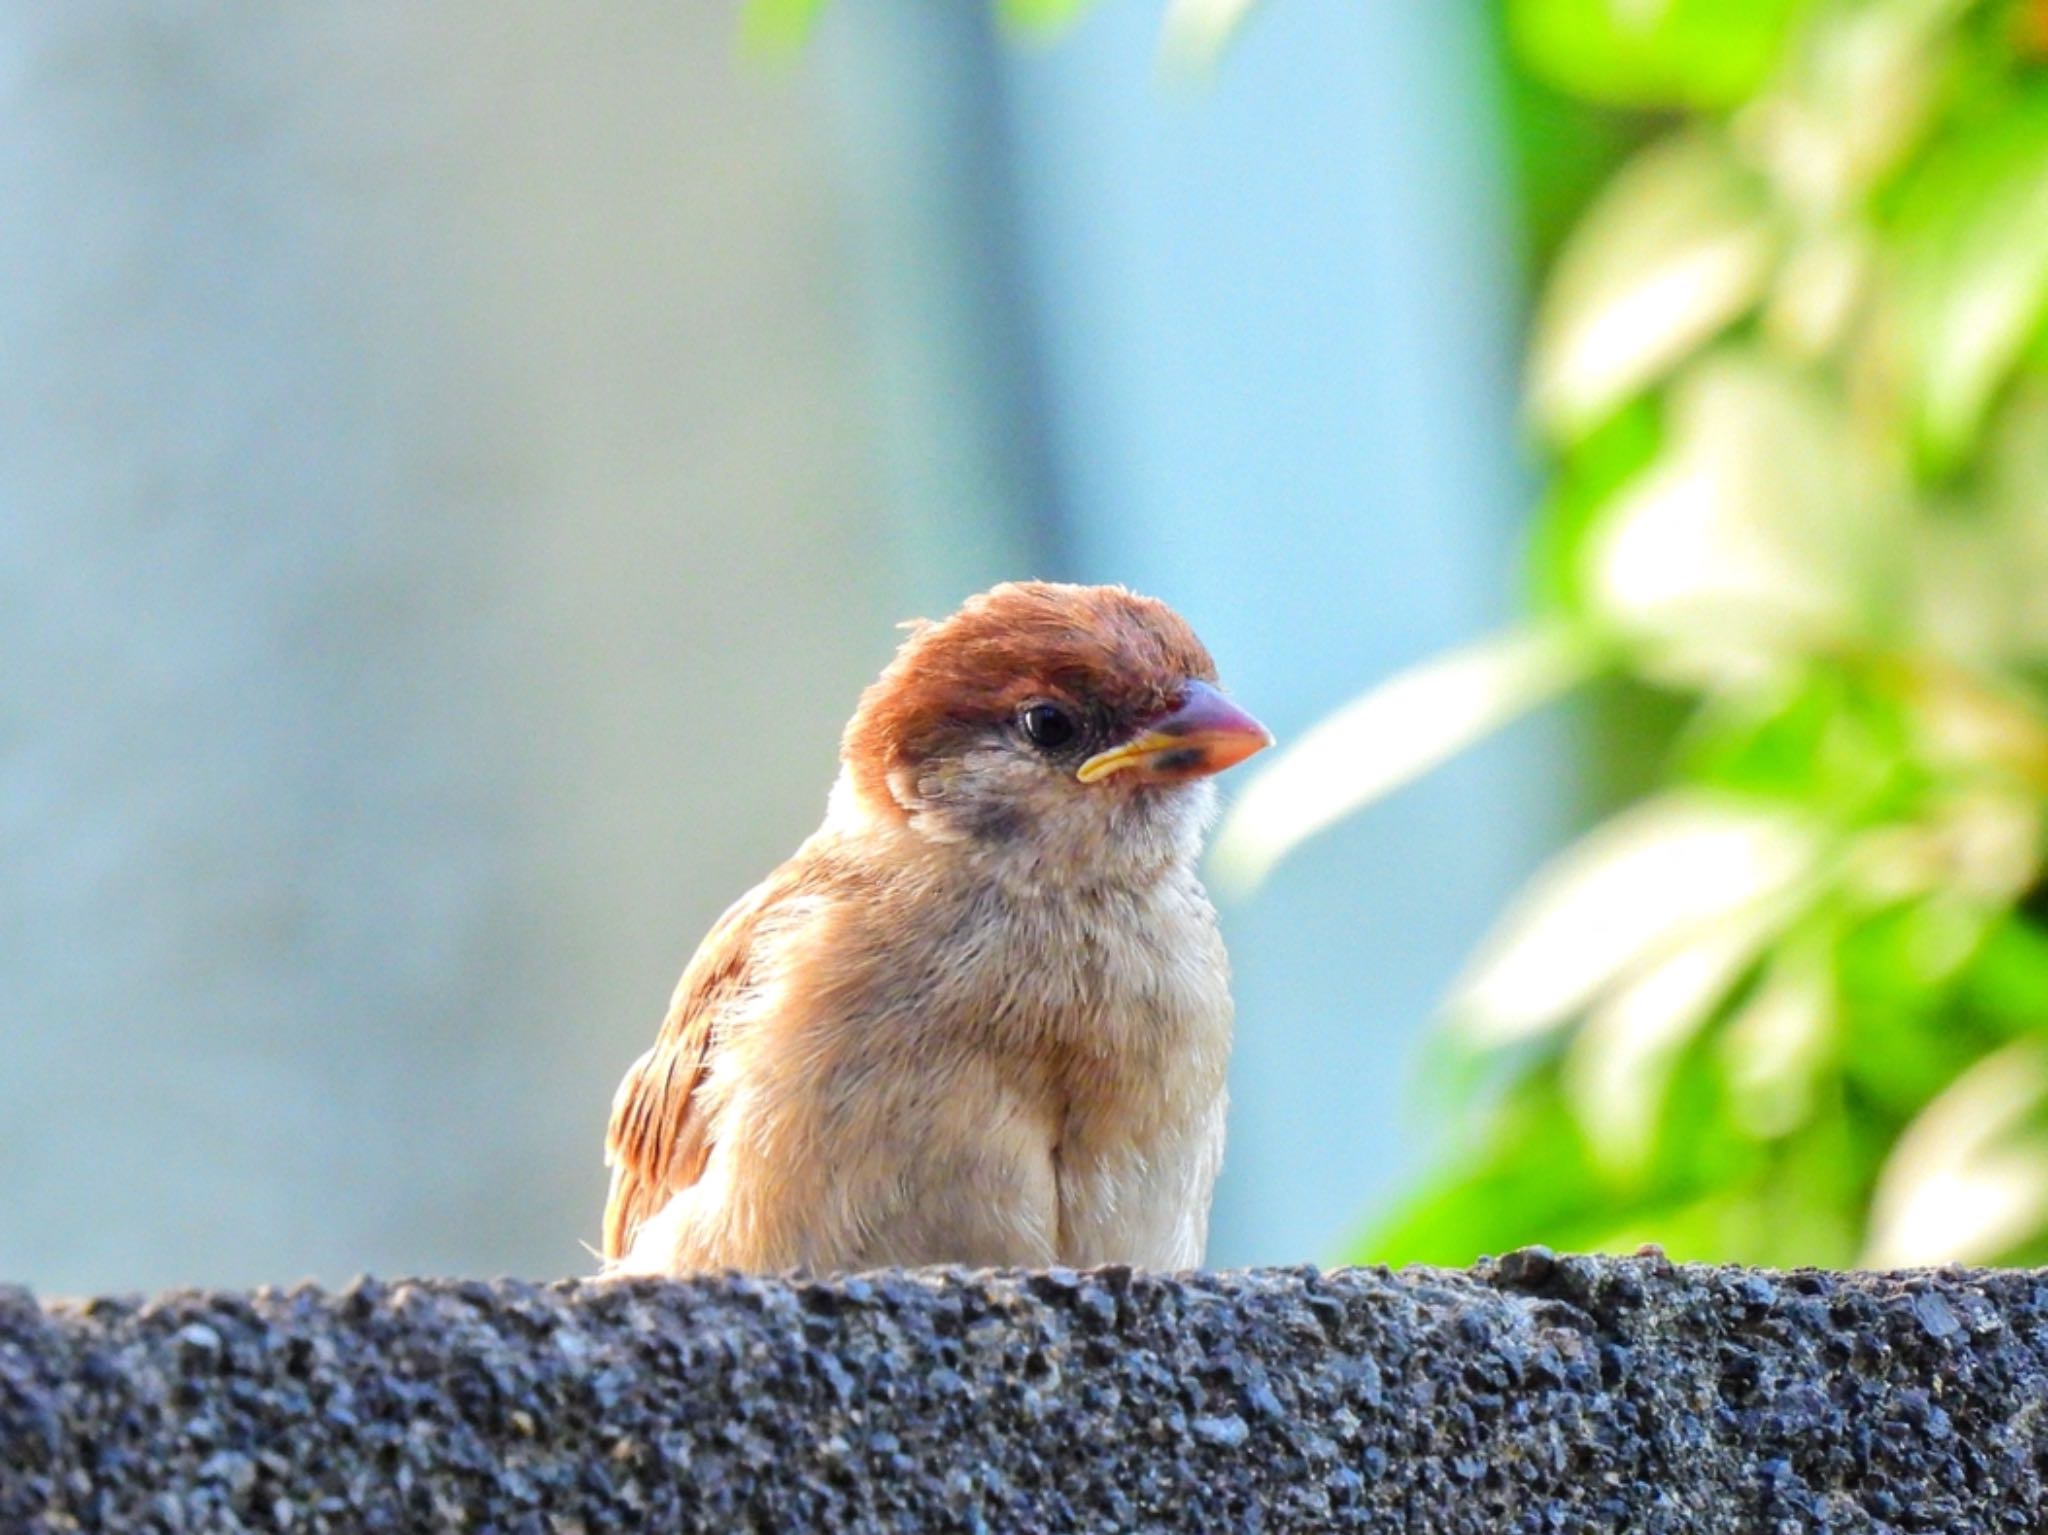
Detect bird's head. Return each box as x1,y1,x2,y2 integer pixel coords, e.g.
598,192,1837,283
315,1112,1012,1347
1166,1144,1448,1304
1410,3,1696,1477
836,582,1271,881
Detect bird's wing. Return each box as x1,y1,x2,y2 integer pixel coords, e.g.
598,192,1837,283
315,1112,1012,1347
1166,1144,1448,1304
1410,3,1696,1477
601,860,827,1262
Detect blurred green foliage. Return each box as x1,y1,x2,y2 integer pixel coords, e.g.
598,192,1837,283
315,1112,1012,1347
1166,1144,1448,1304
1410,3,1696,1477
741,0,1099,49
1223,0,2048,1270
1511,0,1813,111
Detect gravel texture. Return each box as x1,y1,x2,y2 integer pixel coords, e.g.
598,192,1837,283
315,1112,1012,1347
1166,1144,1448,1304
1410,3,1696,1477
3,1253,2046,1531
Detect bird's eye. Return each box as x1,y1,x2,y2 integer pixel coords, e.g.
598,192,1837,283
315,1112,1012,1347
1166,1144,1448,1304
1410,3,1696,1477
1019,702,1079,751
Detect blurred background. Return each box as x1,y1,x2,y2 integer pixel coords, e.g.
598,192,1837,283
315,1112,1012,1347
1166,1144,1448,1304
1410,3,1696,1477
11,0,2048,1294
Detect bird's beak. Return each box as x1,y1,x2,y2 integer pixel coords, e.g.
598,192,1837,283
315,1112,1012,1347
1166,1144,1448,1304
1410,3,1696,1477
1077,680,1274,785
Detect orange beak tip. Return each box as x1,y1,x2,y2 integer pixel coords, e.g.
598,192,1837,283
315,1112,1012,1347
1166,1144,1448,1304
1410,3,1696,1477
1076,679,1273,785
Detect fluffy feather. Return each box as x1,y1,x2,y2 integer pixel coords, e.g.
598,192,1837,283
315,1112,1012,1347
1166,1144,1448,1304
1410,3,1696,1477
601,581,1259,1274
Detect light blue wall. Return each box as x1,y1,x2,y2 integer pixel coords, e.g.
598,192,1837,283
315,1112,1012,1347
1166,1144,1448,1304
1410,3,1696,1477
0,3,902,1292
2,0,1567,1290
991,0,1566,1262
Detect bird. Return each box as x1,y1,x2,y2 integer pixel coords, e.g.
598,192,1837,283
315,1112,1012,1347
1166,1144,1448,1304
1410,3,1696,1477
600,581,1271,1276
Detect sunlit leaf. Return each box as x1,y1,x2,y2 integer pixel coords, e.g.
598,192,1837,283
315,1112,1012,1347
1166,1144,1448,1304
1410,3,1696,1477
1901,669,2048,818
1745,0,1971,211
1924,792,2041,905
1530,134,1776,438
1529,399,1664,617
1895,89,2048,472
1978,387,2048,663
1833,783,2039,924
1509,0,1808,110
1718,941,1835,1137
1584,353,1876,682
1208,626,1596,893
1865,1041,2048,1264
1564,899,1787,1173
1160,0,1265,73
1903,515,2028,672
739,0,828,53
1761,231,1866,358
1448,791,1823,1047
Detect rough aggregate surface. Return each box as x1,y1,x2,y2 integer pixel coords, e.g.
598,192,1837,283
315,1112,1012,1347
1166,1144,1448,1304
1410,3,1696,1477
3,1253,2046,1531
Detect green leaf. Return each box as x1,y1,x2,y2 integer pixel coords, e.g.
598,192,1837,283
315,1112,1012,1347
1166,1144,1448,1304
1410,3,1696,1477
1865,1040,2048,1263
1445,791,1821,1048
1208,626,1597,893
1933,386,2048,664
1580,352,1876,682
1563,897,1785,1174
1572,1175,1859,1266
1676,667,1924,816
739,0,828,53
1894,88,2048,472
1530,133,1776,438
1509,0,1809,110
1745,0,1975,207
1643,1023,1775,1188
1578,1069,1869,1265
1355,1076,1607,1266
1529,397,1664,617
997,0,1098,38
1837,903,1999,1113
1964,915,2048,1034
1362,1036,1873,1266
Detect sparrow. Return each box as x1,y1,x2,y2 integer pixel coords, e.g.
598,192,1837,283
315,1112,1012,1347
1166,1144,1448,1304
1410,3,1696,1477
601,581,1271,1275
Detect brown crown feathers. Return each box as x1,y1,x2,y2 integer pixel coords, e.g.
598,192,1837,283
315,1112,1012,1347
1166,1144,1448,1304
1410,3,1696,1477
841,581,1219,805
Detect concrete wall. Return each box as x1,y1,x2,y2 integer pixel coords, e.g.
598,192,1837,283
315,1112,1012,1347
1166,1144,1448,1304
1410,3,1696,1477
4,1256,2038,1530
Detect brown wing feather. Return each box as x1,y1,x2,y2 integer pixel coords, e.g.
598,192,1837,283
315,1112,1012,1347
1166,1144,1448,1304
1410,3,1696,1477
602,863,817,1262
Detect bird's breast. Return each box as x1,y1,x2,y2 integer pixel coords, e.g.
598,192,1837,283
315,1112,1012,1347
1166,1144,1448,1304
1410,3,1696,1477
908,871,1233,1267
